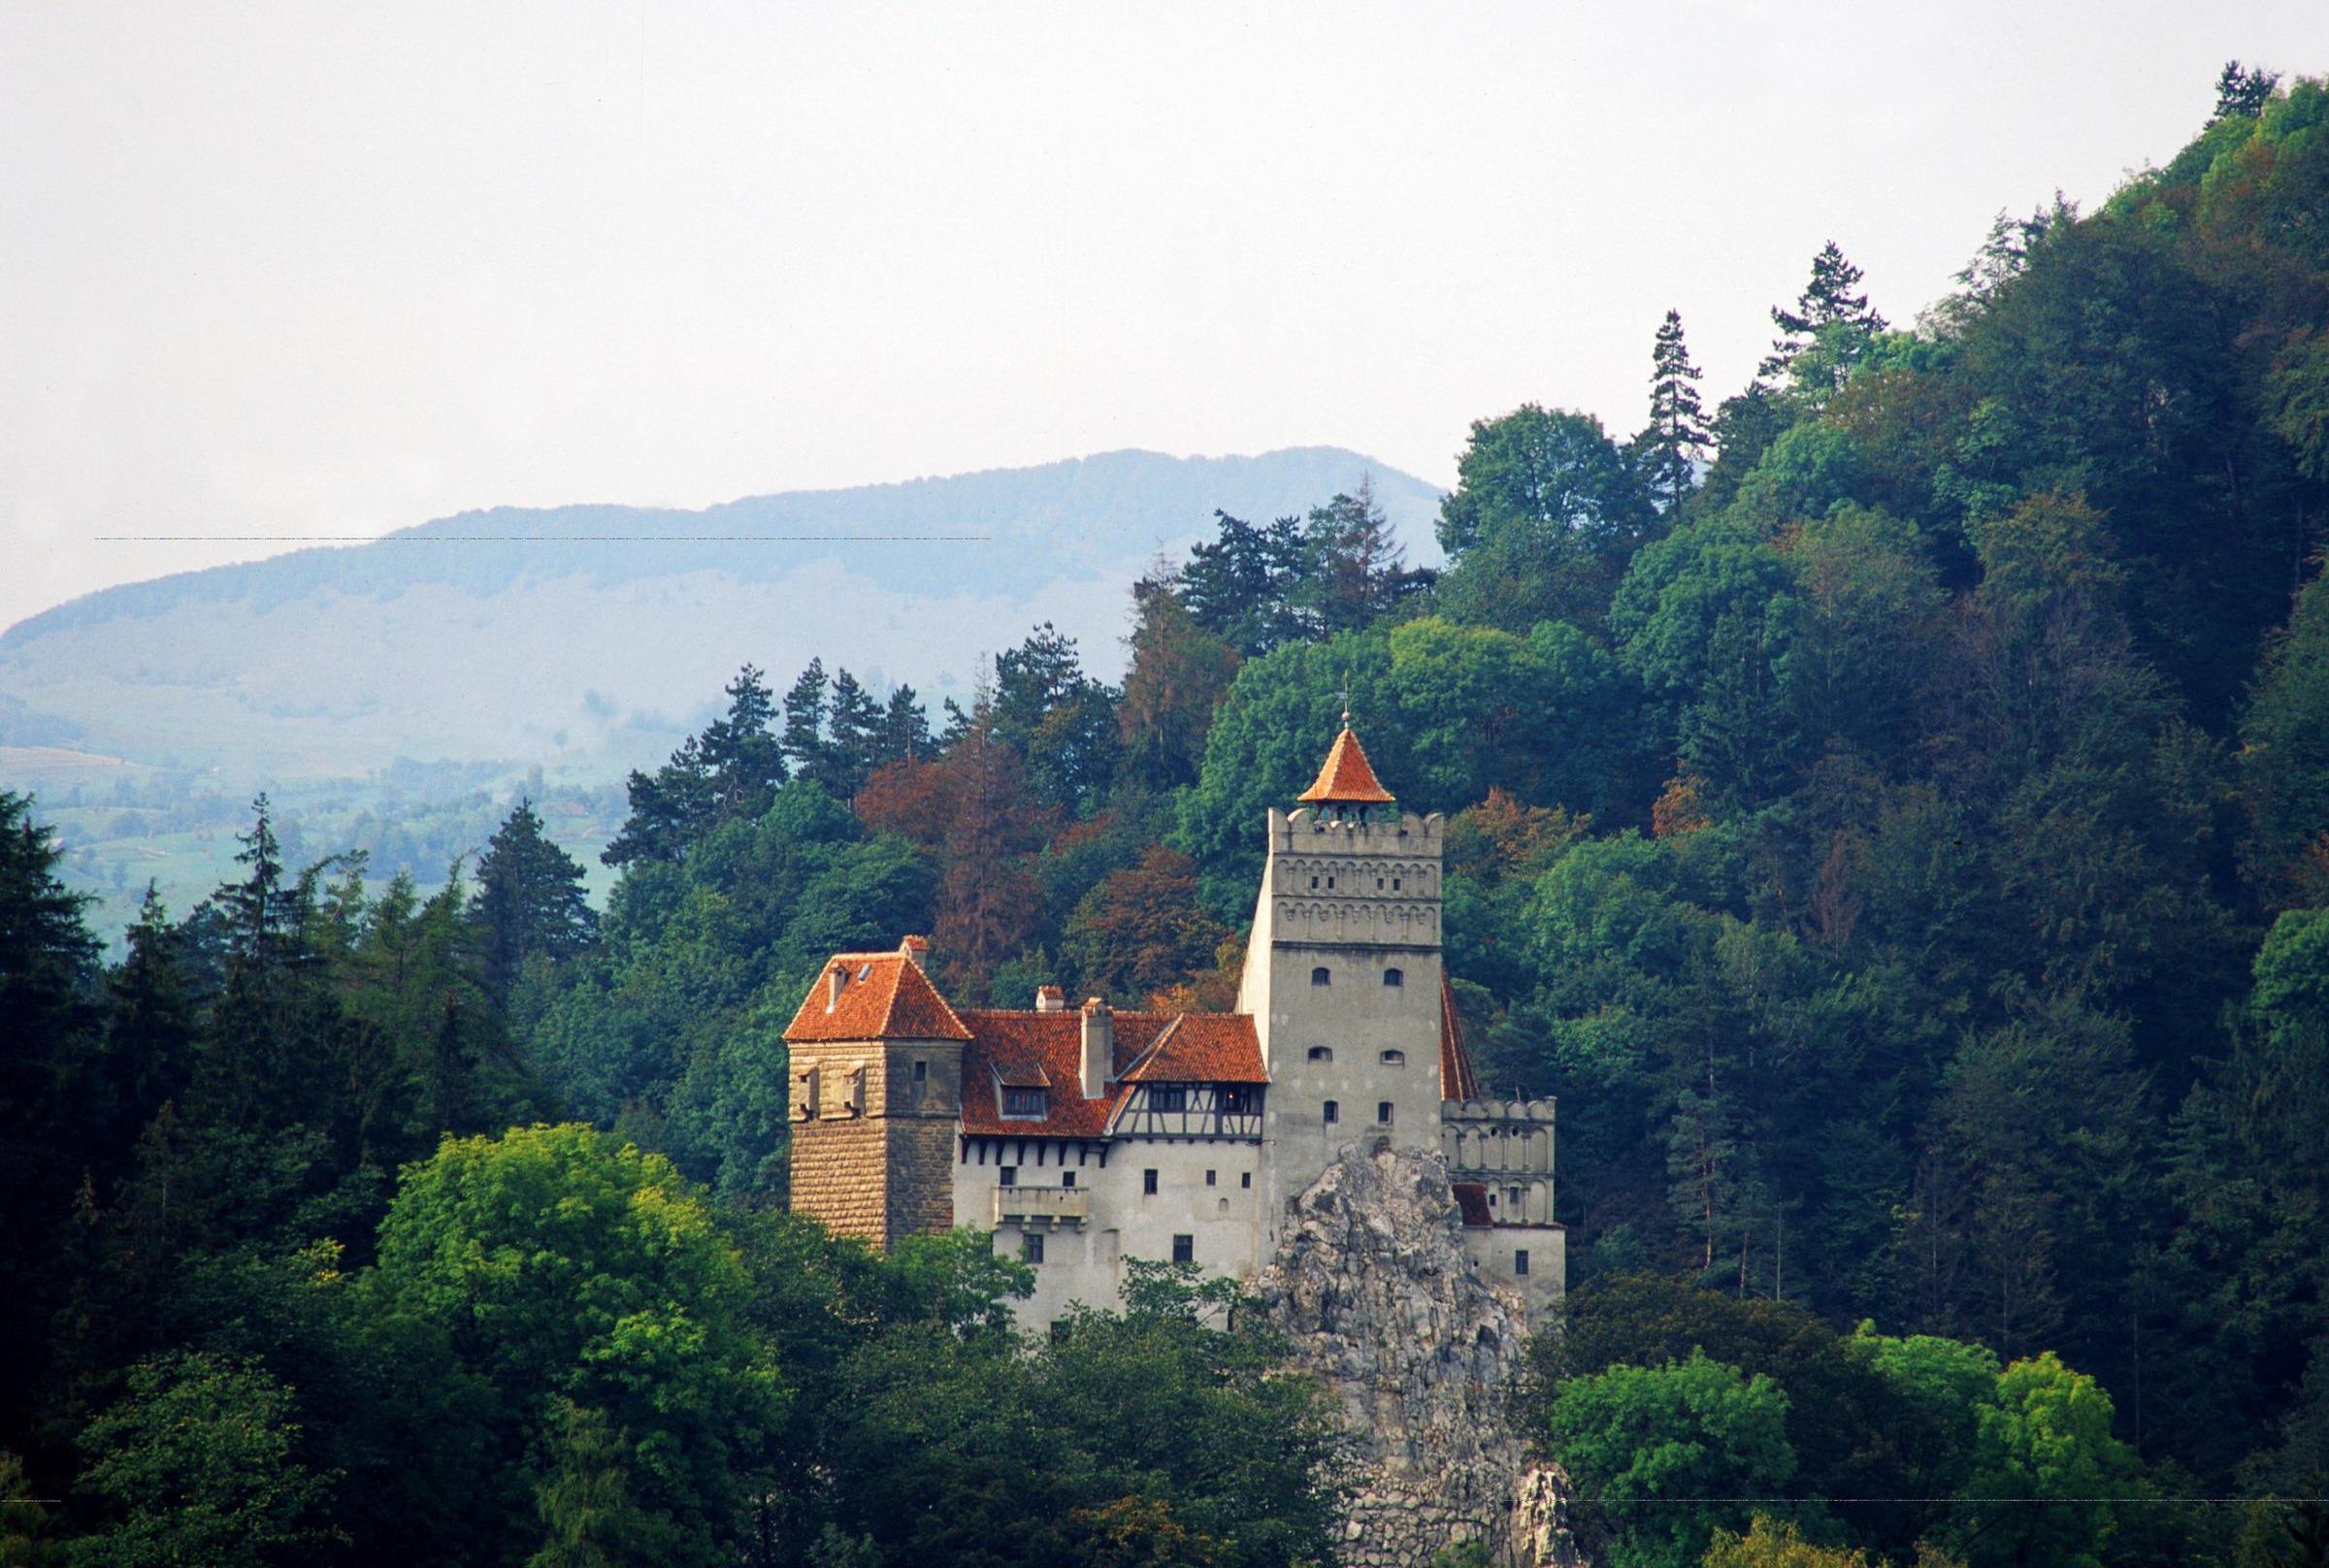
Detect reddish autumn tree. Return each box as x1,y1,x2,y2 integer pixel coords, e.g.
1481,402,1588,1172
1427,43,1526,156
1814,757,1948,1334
1061,847,1230,1006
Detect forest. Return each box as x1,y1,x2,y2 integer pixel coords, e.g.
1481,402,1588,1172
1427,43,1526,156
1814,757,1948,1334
5,62,2329,1568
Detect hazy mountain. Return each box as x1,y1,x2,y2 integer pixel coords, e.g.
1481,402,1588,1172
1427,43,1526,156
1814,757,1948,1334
1,447,1441,784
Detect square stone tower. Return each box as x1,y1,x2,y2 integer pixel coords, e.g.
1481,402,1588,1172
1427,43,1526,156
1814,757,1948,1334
783,937,969,1249
1237,722,1449,1231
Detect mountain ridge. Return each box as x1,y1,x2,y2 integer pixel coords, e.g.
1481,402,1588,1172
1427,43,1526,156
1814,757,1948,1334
1,446,1443,781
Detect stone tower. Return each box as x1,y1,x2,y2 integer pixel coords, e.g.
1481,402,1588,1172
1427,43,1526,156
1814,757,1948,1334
783,935,968,1249
1237,720,1449,1233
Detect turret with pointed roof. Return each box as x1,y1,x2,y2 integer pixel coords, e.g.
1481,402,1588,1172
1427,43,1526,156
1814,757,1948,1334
1296,722,1397,806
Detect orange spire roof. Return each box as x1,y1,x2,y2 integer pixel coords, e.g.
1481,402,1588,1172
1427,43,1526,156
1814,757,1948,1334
1297,725,1396,804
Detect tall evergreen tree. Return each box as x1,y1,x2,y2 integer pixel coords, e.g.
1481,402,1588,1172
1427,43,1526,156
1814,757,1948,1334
824,670,885,801
879,685,931,766
471,800,597,1004
781,659,831,782
697,665,787,827
2212,58,2280,123
1759,242,1887,399
1640,309,1712,513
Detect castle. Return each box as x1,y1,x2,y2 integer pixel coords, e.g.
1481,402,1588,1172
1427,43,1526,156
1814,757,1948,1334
784,720,1563,1328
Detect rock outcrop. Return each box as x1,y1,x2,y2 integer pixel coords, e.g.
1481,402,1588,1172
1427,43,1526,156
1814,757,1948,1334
1254,1147,1584,1567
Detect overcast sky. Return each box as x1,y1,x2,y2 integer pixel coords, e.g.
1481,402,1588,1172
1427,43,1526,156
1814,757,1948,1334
4,2,2322,633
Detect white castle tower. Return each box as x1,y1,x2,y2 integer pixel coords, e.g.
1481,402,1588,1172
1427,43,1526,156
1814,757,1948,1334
1237,717,1452,1233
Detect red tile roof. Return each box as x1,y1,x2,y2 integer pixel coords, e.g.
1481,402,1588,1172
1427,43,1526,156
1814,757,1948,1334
782,951,971,1043
1119,1013,1268,1085
1440,977,1481,1101
955,1007,1266,1138
1297,725,1397,804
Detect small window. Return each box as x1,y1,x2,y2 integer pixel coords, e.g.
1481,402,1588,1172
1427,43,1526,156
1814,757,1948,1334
1384,967,1403,988
1171,1234,1195,1264
1515,1249,1530,1278
1205,1169,1217,1187
999,1166,1017,1188
1376,876,1384,889
1377,1101,1394,1126
1307,1046,1333,1062
913,1059,928,1086
1240,1171,1252,1190
1062,1170,1077,1189
1310,874,1320,889
1323,1099,1339,1125
1393,877,1401,891
1380,1050,1405,1065
1327,875,1335,889
1507,1185,1522,1206
1143,1168,1160,1195
1150,1086,1188,1113
1023,1232,1045,1264
1220,1085,1256,1115
1000,1087,1047,1120
1311,966,1330,987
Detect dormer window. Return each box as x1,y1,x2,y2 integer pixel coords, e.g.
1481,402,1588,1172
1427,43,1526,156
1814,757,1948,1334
1000,1087,1048,1120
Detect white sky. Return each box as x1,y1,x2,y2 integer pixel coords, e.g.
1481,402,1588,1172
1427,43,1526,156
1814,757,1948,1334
4,2,2322,634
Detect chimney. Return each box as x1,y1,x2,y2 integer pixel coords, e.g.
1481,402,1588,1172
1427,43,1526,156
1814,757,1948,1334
1079,997,1112,1100
899,934,930,971
826,965,845,1011
1034,984,1066,1013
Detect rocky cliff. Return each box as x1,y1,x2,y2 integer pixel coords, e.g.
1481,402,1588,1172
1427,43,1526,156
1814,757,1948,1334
1253,1148,1584,1568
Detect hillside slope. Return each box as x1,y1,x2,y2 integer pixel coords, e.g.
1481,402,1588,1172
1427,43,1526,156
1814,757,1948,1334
1,447,1440,781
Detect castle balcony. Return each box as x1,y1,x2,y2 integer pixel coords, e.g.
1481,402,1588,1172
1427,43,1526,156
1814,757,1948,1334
991,1184,1091,1230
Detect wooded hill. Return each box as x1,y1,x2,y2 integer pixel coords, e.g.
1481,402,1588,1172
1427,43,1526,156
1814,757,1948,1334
5,62,2329,1568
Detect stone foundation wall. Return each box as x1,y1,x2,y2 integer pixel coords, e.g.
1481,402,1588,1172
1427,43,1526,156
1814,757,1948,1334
1255,1149,1583,1568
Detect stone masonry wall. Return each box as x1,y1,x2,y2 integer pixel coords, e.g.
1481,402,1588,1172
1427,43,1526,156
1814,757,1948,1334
1255,1149,1583,1568
790,1043,888,1244
885,1118,959,1241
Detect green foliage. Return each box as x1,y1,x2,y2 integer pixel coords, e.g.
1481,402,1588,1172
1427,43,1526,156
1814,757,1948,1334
2242,567,2329,902
1434,405,1659,630
366,1124,786,1568
1951,1352,2140,1568
1545,1349,1797,1568
1701,1517,1877,1568
72,1351,340,1568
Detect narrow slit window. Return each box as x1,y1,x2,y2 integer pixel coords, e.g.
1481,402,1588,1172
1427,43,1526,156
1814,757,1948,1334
1323,1099,1339,1126
1142,1168,1160,1195
1377,1101,1394,1126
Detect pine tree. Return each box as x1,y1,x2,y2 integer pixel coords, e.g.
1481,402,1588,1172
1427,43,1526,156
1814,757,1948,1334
1759,242,1887,398
99,886,198,1161
697,665,786,826
1641,309,1711,513
472,800,597,1003
2212,59,2280,123
825,669,885,801
781,659,831,783
880,685,932,766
